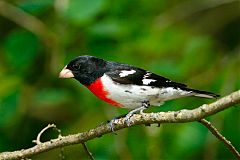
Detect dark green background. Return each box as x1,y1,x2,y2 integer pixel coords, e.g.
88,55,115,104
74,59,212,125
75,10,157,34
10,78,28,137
0,0,239,159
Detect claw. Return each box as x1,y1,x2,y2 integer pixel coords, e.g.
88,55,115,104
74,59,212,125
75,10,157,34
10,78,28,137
124,101,150,126
125,112,133,126
108,114,127,132
125,108,144,126
140,109,144,115
109,100,151,129
108,118,118,133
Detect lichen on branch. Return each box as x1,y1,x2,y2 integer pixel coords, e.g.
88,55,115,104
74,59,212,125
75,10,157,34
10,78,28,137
0,90,239,160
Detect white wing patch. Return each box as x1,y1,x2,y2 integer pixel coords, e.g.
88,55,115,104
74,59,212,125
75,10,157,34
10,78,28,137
119,70,136,77
143,71,151,79
100,74,193,110
142,79,156,85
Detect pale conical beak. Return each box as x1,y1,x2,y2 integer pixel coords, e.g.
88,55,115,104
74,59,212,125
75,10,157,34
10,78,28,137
59,66,74,78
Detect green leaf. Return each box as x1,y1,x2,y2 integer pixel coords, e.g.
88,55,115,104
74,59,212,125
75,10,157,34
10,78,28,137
127,127,148,159
174,124,207,158
64,0,106,25
18,0,54,15
0,76,21,126
88,19,127,38
4,30,40,72
34,88,71,107
180,36,214,74
0,91,19,126
0,76,21,98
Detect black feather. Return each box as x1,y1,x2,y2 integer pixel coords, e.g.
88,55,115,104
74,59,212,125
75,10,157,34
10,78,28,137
106,62,187,88
65,55,220,99
184,88,220,98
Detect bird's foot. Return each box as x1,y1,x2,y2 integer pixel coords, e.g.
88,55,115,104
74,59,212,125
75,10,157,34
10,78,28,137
108,101,150,130
125,100,150,126
108,114,127,132
108,118,118,133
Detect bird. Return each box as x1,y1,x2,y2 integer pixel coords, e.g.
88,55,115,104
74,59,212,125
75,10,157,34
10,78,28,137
59,55,219,129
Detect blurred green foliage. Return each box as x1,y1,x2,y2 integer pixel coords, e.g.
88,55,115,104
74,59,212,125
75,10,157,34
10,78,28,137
0,0,240,159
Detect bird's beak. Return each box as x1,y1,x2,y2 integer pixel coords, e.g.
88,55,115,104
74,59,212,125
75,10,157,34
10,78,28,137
59,66,74,78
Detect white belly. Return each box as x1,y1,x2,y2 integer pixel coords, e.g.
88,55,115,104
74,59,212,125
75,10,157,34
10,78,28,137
101,74,191,110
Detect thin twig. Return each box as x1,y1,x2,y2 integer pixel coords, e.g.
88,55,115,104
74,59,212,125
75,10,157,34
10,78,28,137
59,147,65,160
0,90,239,160
32,124,66,160
154,0,238,30
33,124,57,145
0,1,62,74
199,119,240,159
0,1,57,45
53,126,65,160
81,142,94,160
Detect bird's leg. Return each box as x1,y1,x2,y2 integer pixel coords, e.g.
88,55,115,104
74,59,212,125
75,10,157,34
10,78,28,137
108,101,150,131
108,114,127,132
125,100,150,126
140,100,150,114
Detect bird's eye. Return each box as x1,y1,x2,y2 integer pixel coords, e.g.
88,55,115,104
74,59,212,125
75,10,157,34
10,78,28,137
72,63,80,70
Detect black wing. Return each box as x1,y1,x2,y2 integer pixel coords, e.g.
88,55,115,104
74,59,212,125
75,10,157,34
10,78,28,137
106,67,187,88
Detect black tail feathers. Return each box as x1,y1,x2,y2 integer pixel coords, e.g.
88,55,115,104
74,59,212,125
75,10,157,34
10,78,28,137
186,88,220,98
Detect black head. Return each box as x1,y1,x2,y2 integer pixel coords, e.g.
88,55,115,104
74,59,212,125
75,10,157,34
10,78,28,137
59,55,107,85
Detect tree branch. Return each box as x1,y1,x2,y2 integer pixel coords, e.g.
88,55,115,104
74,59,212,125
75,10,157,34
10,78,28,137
0,1,62,74
199,119,240,159
81,142,95,160
32,124,58,145
0,1,57,45
0,90,239,160
153,0,239,30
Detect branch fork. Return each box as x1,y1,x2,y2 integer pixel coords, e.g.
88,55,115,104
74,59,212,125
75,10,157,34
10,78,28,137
0,90,239,160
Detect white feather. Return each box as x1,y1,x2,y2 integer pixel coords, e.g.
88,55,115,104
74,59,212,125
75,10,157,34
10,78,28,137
101,74,192,109
143,72,151,79
142,79,156,85
119,70,136,77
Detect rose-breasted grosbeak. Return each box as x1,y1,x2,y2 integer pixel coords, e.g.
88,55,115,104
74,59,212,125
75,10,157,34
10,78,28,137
59,55,219,128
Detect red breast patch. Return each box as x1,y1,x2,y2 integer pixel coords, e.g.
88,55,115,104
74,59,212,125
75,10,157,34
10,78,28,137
86,78,122,107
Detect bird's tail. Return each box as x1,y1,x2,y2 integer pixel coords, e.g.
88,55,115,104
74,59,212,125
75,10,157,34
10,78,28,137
186,88,220,98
